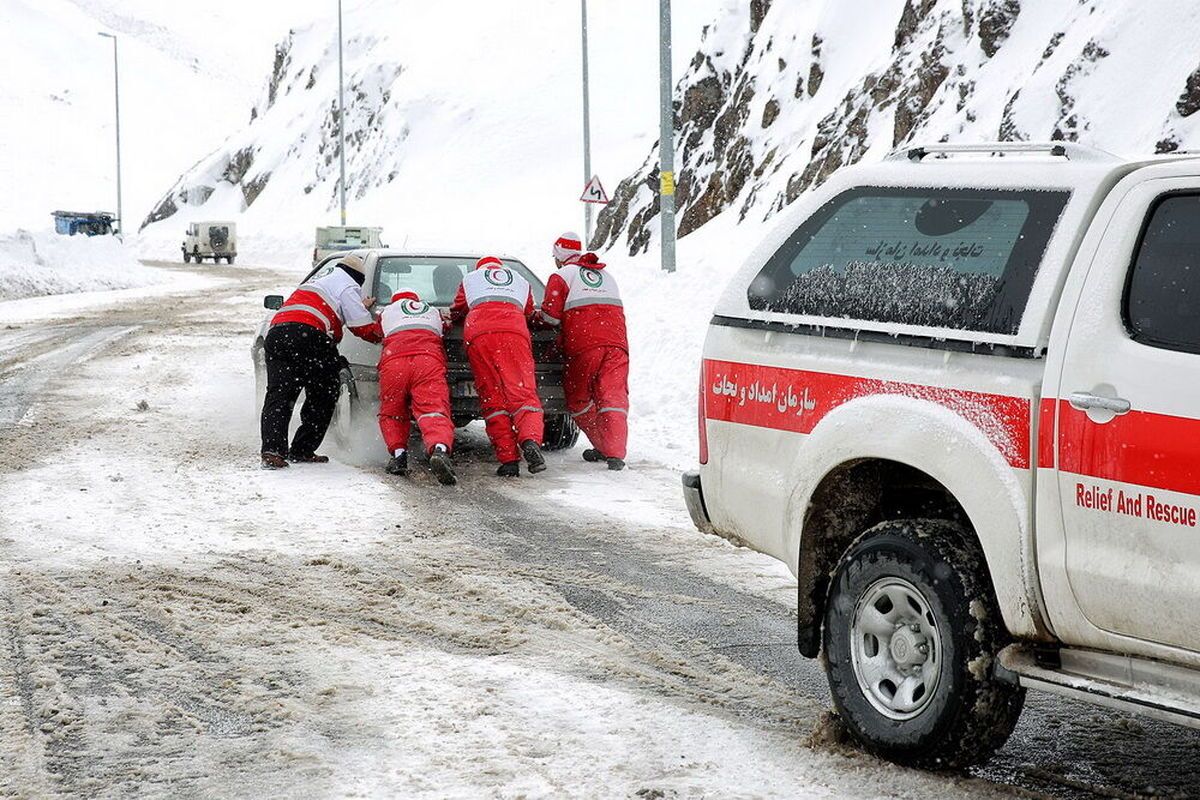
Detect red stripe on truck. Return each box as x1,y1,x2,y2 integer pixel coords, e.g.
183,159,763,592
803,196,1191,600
702,359,1032,469
1038,398,1057,469
1057,401,1200,497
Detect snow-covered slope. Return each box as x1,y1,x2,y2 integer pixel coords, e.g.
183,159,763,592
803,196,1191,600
138,0,722,260
0,0,327,232
594,0,1200,254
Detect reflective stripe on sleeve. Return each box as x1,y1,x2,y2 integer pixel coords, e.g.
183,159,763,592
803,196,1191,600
484,410,510,421
569,401,595,418
417,412,447,420
515,406,543,415
598,407,628,415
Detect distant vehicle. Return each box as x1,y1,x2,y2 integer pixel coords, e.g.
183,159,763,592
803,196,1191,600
314,226,384,265
183,221,237,264
686,141,1200,768
255,249,579,450
52,210,116,237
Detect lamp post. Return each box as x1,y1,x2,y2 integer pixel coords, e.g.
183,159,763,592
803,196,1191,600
658,0,676,272
97,32,122,237
581,0,593,245
337,0,347,226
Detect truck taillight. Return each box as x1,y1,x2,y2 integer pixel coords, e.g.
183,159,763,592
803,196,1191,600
698,361,709,465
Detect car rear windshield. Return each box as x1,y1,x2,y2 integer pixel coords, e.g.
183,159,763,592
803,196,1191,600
747,187,1071,335
373,257,544,307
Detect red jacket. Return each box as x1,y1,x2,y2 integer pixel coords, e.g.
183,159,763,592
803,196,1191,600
378,291,448,365
273,266,382,343
541,253,627,356
450,262,535,345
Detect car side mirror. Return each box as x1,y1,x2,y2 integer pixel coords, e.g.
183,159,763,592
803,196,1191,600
264,295,284,310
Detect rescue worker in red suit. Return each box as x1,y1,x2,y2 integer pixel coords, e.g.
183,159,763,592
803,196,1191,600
449,256,546,477
260,253,382,469
377,288,458,486
541,233,629,470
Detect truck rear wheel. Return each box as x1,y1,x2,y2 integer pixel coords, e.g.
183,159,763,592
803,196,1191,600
822,518,1024,770
542,413,579,451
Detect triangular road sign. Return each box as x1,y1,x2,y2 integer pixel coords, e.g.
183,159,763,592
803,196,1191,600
580,175,609,204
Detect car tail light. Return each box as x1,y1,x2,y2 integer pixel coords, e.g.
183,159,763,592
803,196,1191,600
698,360,709,465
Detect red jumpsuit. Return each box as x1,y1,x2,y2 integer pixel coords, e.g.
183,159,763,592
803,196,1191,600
450,258,543,463
541,253,629,460
377,291,455,455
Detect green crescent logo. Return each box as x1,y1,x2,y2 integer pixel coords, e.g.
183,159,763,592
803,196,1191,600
484,268,513,287
316,265,335,278
580,268,603,288
400,300,428,315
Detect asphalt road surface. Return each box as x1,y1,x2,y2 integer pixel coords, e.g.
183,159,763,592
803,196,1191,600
2,261,1199,798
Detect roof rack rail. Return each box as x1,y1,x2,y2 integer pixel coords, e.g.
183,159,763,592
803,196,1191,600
888,141,1119,164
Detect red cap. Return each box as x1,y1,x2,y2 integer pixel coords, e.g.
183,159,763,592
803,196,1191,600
390,288,420,303
475,255,504,270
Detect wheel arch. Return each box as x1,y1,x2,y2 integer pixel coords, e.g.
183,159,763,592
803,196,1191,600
787,394,1050,657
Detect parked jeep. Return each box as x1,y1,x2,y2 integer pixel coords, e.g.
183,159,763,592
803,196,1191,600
183,221,237,264
685,142,1200,768
254,250,579,450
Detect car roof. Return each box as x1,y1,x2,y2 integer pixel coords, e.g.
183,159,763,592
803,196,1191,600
361,248,524,262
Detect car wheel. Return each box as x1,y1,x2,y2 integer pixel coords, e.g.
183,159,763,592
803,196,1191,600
330,367,357,447
823,518,1024,770
542,413,579,450
183,251,191,263
228,256,236,265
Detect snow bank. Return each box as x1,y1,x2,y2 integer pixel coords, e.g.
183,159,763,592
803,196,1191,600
0,229,163,301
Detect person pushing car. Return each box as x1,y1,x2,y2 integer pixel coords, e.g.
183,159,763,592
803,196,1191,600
540,233,629,470
376,288,457,486
260,253,382,469
449,256,546,477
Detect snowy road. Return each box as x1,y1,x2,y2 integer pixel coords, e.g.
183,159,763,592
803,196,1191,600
2,261,1200,799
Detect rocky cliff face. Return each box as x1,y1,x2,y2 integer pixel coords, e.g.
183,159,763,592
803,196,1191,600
593,0,1200,255
141,26,402,230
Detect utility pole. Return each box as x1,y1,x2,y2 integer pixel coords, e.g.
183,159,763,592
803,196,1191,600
658,0,676,273
337,0,347,225
97,32,122,237
580,0,593,245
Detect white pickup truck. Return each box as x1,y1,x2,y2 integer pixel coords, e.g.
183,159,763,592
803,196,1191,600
684,142,1200,768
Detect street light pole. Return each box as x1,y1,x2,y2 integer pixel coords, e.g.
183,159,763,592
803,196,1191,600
337,0,347,226
97,32,122,237
658,0,676,273
580,0,593,245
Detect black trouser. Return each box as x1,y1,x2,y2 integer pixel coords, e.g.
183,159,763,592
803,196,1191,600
260,323,341,458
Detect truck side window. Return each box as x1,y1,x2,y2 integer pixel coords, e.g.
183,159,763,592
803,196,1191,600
1124,193,1200,355
748,187,1070,335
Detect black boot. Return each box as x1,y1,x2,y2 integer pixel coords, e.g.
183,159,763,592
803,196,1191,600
496,461,520,478
521,440,547,474
386,452,409,475
429,448,457,486
606,457,625,471
582,448,603,463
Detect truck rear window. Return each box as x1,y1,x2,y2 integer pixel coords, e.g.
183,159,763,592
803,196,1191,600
747,187,1070,334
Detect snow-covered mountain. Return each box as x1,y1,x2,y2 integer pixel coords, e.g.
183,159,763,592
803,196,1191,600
593,0,1200,255
137,0,722,259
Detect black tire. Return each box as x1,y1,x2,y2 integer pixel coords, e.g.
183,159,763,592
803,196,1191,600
330,368,357,447
823,519,1024,770
542,413,579,451
182,251,191,263
228,255,236,264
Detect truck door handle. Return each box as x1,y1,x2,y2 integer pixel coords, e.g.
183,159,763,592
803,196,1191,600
1068,392,1131,415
